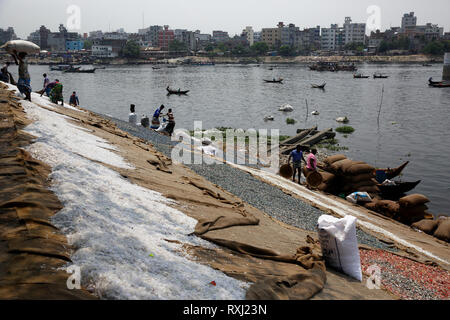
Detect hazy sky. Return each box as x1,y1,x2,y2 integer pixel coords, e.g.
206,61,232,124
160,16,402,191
1,0,449,38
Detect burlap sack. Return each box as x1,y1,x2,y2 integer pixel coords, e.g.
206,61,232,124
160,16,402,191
357,185,380,194
398,204,428,225
433,218,450,242
364,201,379,211
320,171,335,183
399,194,430,208
376,200,400,215
349,173,376,184
324,155,347,166
351,179,378,190
412,219,438,235
330,159,354,173
345,163,375,175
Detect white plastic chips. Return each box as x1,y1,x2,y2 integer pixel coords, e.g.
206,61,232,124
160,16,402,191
317,215,362,281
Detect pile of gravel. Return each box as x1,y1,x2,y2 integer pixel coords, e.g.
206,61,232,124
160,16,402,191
108,116,394,251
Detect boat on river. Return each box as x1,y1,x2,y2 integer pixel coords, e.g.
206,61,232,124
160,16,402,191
63,68,96,73
264,78,283,83
354,74,370,79
378,180,421,199
373,73,389,79
166,86,189,95
311,83,326,89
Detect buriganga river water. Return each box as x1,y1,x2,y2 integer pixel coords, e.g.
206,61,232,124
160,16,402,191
12,63,450,216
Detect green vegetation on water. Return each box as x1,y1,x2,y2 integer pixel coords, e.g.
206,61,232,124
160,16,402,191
336,126,355,134
316,138,349,151
286,118,296,125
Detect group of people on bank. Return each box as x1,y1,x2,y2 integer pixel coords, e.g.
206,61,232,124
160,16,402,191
129,104,176,136
288,145,318,185
1,50,80,108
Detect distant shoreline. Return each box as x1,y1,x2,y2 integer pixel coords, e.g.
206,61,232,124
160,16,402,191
9,54,444,66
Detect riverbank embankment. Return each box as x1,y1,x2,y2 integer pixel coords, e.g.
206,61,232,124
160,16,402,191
1,82,448,300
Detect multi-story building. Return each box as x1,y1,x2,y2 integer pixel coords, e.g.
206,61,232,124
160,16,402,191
92,45,116,58
103,32,128,40
280,23,300,47
321,24,343,51
66,40,84,51
253,32,261,43
321,17,365,51
212,31,229,43
89,30,103,40
401,12,417,32
343,17,366,44
444,32,450,40
27,30,41,46
261,23,284,48
92,39,126,57
138,26,163,47
158,25,175,50
0,27,16,44
242,26,254,46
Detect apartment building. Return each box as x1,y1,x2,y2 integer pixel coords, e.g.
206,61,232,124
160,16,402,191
243,26,254,46
158,26,175,50
212,31,229,43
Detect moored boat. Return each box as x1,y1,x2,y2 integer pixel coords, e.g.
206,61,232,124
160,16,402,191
354,74,369,79
166,86,189,95
373,73,389,79
264,78,283,83
311,83,326,89
375,161,410,183
378,180,421,199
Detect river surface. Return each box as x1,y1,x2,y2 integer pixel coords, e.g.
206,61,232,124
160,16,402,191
11,63,450,215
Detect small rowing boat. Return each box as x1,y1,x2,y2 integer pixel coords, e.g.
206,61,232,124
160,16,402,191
378,180,421,199
311,83,326,89
373,73,388,79
354,74,369,79
166,86,189,95
264,78,283,83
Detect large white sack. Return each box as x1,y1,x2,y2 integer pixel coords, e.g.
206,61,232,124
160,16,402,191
1,40,41,54
317,215,362,281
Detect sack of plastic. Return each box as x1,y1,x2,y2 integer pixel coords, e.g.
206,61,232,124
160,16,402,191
381,179,396,186
1,40,41,54
317,215,362,281
346,191,372,204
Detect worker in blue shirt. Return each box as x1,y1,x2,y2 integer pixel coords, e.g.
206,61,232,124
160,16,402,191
288,145,307,184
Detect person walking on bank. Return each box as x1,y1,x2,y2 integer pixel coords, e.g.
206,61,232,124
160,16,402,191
11,51,31,102
165,108,176,136
151,104,165,129
49,79,64,105
288,145,306,184
69,91,80,106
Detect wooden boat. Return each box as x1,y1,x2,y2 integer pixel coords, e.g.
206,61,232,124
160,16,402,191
373,73,388,79
430,82,450,88
422,64,432,67
50,65,79,71
375,161,409,182
64,68,96,73
166,86,189,95
354,74,369,79
428,79,443,86
152,66,161,70
311,83,326,89
264,78,283,83
378,180,421,199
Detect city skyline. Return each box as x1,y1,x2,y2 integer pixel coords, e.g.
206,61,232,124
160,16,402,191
1,0,450,38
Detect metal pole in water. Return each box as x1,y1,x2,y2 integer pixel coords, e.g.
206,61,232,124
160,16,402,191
443,52,450,81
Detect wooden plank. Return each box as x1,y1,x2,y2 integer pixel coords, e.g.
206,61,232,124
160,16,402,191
281,126,317,146
281,128,333,155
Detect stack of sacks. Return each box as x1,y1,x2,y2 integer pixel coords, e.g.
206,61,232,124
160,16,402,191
433,217,450,242
317,170,336,192
411,219,438,235
398,194,431,225
364,199,400,219
325,156,379,195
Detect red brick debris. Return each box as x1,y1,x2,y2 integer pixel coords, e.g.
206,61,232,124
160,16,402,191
360,249,450,300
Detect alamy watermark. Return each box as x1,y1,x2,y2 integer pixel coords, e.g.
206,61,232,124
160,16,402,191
66,5,81,31
366,5,382,33
66,265,81,290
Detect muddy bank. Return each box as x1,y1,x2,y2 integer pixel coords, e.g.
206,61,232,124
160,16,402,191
0,84,94,299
